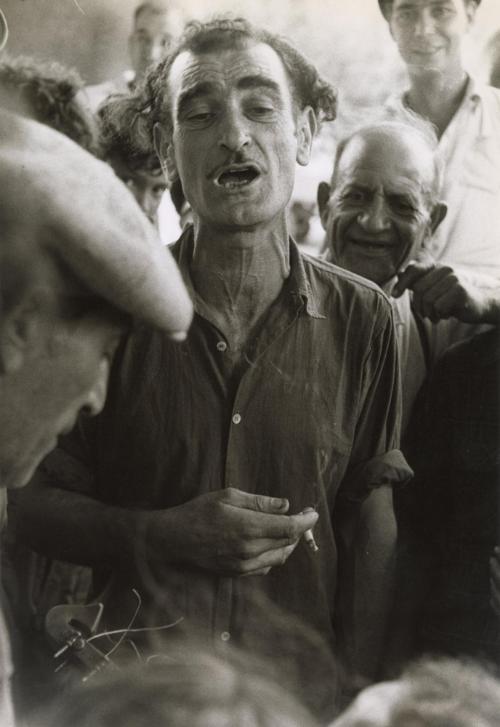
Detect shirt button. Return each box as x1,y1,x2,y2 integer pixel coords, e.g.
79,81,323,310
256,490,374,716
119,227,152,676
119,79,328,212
221,631,231,642
232,413,241,425
216,341,227,352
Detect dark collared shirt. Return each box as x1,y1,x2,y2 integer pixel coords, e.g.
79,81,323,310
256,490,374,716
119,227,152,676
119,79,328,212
37,230,410,684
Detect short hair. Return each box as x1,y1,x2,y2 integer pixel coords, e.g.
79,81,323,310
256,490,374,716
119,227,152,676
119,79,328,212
40,650,320,727
378,0,481,22
98,93,162,174
331,108,442,202
0,55,98,154
134,1,168,24
137,15,337,139
391,657,500,726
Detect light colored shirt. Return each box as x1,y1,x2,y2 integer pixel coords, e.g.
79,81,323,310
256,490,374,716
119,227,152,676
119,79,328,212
390,78,500,276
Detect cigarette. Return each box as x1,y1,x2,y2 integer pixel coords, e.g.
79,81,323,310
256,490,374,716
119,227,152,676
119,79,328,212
304,528,319,553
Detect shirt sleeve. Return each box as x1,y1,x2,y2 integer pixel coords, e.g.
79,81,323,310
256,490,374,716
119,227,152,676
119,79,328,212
339,300,413,502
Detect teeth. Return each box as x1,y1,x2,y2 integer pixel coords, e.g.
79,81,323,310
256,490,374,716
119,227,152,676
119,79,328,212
216,166,258,187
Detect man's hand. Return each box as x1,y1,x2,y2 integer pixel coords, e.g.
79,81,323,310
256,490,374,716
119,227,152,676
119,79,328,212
145,488,318,577
490,547,500,618
392,262,500,324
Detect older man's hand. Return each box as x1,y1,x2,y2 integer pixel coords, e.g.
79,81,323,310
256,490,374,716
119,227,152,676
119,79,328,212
143,488,318,577
393,262,500,324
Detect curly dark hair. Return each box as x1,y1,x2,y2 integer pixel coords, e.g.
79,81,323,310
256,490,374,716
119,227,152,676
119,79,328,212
98,93,162,173
0,55,98,154
136,15,336,139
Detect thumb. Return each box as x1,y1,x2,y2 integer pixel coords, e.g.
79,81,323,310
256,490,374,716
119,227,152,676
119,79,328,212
392,261,424,298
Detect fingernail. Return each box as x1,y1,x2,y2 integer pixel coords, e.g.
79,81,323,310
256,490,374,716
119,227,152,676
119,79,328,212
272,498,288,509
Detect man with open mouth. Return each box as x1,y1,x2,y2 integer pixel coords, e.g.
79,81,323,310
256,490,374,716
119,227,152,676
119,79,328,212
13,17,413,719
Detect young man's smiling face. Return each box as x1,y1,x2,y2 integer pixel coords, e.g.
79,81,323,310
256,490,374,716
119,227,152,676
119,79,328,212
156,39,315,234
389,0,477,75
320,127,444,289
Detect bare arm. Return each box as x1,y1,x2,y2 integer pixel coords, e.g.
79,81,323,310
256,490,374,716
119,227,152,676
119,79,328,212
335,485,397,686
9,481,318,578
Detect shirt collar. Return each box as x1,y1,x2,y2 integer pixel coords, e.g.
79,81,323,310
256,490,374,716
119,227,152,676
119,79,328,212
287,239,326,319
172,227,325,320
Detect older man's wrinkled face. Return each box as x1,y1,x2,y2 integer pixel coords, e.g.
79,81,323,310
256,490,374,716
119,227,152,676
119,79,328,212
321,129,437,288
129,8,172,79
157,40,314,234
389,0,476,75
0,286,125,489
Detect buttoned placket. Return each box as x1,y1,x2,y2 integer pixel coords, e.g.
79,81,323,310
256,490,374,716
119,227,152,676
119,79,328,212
210,288,308,644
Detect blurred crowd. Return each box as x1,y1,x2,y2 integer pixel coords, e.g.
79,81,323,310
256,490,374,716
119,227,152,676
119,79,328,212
0,1,500,726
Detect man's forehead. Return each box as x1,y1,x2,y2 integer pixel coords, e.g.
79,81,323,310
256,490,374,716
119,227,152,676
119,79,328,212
337,130,434,191
393,0,460,9
168,41,289,99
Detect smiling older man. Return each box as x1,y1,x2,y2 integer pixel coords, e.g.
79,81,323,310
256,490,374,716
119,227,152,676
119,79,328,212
320,114,500,430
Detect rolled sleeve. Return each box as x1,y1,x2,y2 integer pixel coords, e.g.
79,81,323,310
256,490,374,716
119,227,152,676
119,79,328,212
341,449,413,503
339,300,413,502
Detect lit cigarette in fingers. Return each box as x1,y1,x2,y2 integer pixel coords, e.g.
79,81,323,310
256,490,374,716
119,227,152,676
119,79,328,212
304,527,319,553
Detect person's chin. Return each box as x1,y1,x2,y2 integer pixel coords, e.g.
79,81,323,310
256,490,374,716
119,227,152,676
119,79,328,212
10,439,57,489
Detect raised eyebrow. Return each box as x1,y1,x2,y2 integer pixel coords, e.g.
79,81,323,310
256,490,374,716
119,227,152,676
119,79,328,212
236,75,282,96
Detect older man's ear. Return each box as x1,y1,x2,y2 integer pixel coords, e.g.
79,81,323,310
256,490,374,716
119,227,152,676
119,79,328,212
430,201,447,235
317,181,331,230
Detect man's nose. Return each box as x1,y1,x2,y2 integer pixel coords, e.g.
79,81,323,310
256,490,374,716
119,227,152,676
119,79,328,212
218,106,250,152
357,195,391,232
80,358,110,418
414,9,435,36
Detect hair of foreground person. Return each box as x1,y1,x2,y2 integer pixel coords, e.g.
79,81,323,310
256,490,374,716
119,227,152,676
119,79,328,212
0,54,98,154
333,656,500,727
35,649,321,727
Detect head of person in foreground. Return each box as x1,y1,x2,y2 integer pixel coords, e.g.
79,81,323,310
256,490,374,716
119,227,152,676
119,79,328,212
332,655,500,727
0,110,192,490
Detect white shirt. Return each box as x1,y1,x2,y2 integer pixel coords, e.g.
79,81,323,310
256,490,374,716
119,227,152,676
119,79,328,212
390,78,500,276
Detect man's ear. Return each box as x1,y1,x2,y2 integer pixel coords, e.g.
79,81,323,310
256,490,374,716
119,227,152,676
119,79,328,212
153,123,178,184
317,181,331,230
0,300,38,375
296,107,317,167
430,201,447,234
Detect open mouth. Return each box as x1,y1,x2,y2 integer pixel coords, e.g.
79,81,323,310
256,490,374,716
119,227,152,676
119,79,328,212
215,165,260,189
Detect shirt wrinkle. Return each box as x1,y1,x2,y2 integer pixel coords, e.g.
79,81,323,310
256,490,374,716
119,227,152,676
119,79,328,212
39,229,410,675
